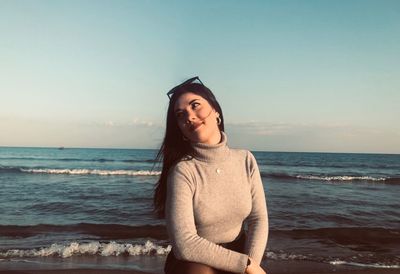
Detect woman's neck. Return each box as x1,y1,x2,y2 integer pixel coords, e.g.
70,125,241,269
190,131,230,163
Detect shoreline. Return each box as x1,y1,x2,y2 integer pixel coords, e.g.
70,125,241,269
1,260,399,274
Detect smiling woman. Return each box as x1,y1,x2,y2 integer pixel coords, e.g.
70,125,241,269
153,77,269,274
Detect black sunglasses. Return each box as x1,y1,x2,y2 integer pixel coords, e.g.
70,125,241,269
166,76,204,99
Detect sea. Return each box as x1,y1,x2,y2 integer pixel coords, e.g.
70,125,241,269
0,146,399,272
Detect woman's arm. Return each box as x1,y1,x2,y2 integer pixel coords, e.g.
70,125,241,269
245,151,269,265
165,163,250,273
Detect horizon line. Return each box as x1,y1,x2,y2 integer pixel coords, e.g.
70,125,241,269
0,145,398,156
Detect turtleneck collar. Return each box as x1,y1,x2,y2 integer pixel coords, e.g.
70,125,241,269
190,131,230,163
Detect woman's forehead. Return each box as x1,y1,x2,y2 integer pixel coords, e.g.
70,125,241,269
174,92,205,110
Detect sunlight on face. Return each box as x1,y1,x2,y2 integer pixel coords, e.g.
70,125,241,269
174,92,221,144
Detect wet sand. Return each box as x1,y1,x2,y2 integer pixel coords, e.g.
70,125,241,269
1,260,399,274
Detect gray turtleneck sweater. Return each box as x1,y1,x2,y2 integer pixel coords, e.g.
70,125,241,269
165,131,268,273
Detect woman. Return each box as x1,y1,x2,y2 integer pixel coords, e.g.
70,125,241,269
153,77,268,274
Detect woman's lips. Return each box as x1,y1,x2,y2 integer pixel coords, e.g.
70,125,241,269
190,123,203,132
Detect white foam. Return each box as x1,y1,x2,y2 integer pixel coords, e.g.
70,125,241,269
20,168,161,176
0,241,171,258
265,251,307,260
296,175,386,182
330,260,400,269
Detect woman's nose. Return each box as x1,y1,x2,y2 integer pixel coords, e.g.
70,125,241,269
185,111,197,123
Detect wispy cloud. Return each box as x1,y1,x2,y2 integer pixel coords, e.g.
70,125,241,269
88,118,162,128
226,121,390,137
226,120,400,153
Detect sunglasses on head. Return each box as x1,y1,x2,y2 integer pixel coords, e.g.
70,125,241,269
166,76,204,99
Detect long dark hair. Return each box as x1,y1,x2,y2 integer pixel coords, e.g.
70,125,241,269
153,80,225,218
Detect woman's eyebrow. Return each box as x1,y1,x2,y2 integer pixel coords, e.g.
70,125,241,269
174,99,200,112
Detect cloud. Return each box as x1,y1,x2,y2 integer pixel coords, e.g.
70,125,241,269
226,121,325,136
226,120,400,153
226,120,391,137
129,118,157,127
86,118,162,128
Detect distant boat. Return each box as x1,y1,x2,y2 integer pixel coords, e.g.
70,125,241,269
58,146,65,150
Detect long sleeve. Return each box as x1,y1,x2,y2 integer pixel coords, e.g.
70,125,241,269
245,151,269,264
165,164,249,273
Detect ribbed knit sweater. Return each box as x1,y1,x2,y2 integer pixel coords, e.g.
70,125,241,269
165,131,268,273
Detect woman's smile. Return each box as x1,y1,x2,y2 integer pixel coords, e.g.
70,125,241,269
190,122,204,132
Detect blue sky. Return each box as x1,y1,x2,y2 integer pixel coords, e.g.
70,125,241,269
1,0,399,153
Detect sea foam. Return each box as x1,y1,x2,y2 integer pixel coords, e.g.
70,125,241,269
330,260,400,269
20,168,161,176
0,241,171,258
295,175,386,182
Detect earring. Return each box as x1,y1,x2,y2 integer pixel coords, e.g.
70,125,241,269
216,117,221,125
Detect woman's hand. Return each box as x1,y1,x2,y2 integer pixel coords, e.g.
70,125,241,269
245,257,267,274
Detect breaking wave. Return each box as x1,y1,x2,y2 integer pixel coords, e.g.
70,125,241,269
0,240,171,258
262,172,400,184
0,166,160,176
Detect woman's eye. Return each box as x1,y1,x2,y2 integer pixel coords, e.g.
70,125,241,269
192,102,200,109
175,112,185,120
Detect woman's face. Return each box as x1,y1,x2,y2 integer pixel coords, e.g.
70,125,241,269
174,92,221,144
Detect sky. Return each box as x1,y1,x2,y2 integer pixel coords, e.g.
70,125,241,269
1,0,399,153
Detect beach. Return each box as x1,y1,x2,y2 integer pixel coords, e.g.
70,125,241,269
2,0,400,272
1,260,400,274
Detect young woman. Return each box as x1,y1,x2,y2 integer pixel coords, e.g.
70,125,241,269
153,77,268,274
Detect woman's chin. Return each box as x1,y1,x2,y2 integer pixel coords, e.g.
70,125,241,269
188,132,207,143
187,128,221,144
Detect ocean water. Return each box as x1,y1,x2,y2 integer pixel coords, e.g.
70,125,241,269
0,146,399,271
